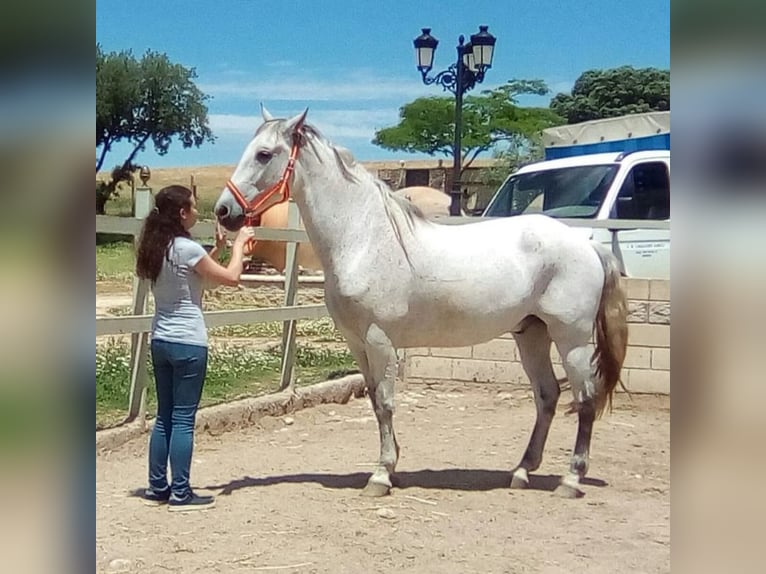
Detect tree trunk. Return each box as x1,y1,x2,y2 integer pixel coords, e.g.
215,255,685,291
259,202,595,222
96,193,108,215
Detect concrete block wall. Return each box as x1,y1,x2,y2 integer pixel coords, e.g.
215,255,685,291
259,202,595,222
401,278,670,395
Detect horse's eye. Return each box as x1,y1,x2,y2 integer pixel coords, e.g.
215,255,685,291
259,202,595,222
256,150,273,163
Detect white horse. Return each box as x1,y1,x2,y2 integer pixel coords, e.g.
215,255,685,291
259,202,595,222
214,109,628,499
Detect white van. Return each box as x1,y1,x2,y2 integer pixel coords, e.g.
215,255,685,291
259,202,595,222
482,115,670,279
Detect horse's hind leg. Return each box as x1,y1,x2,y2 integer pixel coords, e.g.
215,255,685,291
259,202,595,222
510,317,560,489
360,324,400,497
553,339,597,499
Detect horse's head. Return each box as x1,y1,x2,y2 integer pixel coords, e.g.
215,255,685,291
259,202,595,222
214,106,308,231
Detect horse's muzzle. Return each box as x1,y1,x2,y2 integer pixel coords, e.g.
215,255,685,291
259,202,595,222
217,214,246,232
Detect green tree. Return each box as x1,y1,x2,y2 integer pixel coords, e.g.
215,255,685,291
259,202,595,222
477,80,563,165
372,79,564,177
550,66,670,124
96,44,215,213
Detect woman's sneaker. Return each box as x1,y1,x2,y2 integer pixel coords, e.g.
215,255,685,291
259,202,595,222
168,491,216,512
142,487,171,506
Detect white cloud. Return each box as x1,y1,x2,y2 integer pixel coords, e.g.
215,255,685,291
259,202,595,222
204,72,571,147
202,68,575,105
264,59,297,68
200,69,433,102
208,114,260,135
209,108,400,142
310,109,398,139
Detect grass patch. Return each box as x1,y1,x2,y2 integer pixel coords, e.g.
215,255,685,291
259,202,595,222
103,192,133,217
96,242,135,281
96,338,356,429
209,317,344,342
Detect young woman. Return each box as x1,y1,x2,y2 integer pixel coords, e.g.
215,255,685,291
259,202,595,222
135,185,254,511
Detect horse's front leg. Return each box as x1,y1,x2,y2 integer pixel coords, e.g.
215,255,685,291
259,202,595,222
361,324,399,497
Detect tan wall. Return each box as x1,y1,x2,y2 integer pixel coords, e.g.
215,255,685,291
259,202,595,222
401,278,670,395
365,159,501,211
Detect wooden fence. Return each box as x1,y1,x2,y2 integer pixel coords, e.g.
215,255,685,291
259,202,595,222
96,200,320,426
96,205,669,427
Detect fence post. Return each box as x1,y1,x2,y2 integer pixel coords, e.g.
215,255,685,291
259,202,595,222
279,199,301,392
126,278,150,424
125,188,153,424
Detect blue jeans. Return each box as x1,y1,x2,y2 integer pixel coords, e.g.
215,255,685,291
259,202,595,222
148,339,208,498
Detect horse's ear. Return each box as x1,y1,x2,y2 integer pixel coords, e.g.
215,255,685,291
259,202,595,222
260,103,274,122
283,108,309,135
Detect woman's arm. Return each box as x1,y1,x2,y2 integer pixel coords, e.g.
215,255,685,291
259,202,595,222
194,226,254,287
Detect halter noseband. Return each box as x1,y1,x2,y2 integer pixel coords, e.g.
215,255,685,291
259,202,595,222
225,133,302,242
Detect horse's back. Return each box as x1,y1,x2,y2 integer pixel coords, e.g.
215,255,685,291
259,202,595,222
426,212,582,253
413,213,604,309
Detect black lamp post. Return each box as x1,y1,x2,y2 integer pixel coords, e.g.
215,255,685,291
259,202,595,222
413,26,496,215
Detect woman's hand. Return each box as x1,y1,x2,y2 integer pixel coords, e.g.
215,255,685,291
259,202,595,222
232,226,256,254
195,226,257,288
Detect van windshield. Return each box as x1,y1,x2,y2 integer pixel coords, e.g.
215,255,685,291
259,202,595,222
483,164,619,218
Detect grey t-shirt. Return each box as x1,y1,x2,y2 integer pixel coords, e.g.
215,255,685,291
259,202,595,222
150,236,209,347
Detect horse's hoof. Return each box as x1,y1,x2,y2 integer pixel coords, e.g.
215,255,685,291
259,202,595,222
361,481,391,497
510,475,529,489
510,468,529,489
554,483,583,499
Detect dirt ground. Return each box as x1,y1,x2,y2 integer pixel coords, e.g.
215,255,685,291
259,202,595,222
96,293,133,317
96,383,670,574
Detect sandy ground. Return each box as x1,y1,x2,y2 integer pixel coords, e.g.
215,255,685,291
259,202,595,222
96,383,670,574
97,293,134,317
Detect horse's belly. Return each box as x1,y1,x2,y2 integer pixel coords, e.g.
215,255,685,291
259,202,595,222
324,270,533,349
388,302,524,348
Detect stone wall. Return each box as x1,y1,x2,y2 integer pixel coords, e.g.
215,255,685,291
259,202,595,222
401,278,670,395
362,158,500,212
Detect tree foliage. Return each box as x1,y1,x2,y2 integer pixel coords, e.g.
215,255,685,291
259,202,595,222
550,66,670,124
96,44,215,213
372,79,564,175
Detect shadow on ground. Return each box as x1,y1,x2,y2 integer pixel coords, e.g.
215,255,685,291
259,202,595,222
193,468,607,495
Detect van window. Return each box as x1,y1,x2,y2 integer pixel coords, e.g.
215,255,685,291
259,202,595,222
613,162,670,220
483,164,619,218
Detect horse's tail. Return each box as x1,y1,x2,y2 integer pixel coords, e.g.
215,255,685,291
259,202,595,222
590,242,629,418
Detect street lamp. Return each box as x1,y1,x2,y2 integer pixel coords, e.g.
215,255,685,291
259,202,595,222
413,26,496,215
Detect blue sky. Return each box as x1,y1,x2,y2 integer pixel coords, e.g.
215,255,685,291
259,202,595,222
96,0,670,168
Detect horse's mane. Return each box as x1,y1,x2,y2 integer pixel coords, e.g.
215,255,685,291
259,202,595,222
300,123,427,225
297,124,428,269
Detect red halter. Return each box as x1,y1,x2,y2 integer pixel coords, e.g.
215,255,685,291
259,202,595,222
225,133,302,250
